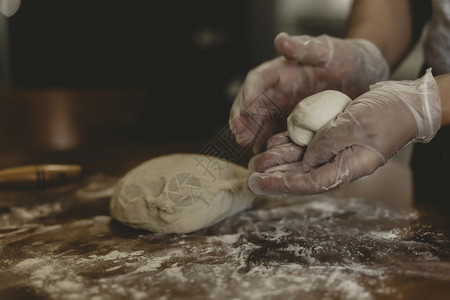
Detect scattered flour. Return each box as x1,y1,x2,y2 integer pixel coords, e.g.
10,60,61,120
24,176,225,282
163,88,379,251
0,203,62,229
368,229,400,240
3,194,449,299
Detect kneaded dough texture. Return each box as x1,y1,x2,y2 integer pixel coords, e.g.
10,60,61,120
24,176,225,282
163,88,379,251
110,153,253,233
288,90,351,146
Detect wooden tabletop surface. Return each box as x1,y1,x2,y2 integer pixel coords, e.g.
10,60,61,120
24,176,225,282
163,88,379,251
0,142,449,300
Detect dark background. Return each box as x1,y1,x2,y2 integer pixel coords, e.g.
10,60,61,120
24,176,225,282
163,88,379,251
2,0,276,148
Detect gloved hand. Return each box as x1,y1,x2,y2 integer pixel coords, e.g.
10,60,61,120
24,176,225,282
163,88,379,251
248,69,442,196
229,32,389,153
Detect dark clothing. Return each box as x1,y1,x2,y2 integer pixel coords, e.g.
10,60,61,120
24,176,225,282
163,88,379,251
411,126,450,207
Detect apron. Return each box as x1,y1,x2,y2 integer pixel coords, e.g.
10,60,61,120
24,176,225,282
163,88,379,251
411,0,450,207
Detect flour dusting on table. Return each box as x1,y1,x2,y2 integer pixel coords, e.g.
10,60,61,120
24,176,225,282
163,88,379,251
2,191,450,299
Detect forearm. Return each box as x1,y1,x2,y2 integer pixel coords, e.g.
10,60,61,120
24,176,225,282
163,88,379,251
437,73,450,126
346,0,413,70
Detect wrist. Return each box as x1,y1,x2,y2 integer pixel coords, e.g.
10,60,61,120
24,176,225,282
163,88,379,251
436,73,450,126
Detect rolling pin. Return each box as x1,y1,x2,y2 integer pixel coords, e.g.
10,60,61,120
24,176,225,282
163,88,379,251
0,164,82,189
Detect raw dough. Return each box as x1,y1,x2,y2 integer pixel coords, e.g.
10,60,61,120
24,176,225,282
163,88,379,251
110,153,253,234
287,90,351,146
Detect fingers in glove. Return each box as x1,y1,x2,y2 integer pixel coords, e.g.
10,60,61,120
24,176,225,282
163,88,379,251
229,62,285,146
230,100,279,147
267,131,291,149
248,143,305,173
302,110,366,167
265,161,314,174
248,145,383,196
274,32,332,67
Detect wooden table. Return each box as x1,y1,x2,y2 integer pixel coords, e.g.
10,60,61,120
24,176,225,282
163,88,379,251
1,142,449,300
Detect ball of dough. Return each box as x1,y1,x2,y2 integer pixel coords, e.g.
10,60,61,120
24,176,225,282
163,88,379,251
287,90,351,146
110,153,253,234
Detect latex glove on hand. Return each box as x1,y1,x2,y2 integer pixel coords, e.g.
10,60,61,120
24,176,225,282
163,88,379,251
229,32,389,153
248,69,442,196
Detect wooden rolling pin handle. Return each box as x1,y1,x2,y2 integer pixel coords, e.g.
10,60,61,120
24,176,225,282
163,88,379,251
0,164,82,189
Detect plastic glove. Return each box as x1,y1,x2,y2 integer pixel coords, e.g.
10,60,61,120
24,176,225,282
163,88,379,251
229,32,389,153
248,69,441,196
